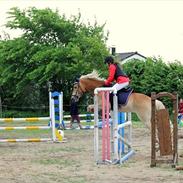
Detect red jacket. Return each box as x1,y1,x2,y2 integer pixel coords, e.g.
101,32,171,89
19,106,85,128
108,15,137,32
105,64,129,86
179,102,183,114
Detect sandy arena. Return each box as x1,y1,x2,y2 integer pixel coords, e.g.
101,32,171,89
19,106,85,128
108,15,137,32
0,126,183,183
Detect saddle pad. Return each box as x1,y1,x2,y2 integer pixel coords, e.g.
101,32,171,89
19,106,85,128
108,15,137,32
109,87,133,109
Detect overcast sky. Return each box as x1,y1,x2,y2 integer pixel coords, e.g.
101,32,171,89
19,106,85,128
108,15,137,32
0,0,183,63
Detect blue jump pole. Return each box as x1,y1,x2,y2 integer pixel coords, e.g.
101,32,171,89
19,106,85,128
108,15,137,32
118,112,125,154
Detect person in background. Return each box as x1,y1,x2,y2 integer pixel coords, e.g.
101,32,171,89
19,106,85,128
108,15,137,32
70,99,82,129
179,98,183,114
178,98,183,127
104,56,130,92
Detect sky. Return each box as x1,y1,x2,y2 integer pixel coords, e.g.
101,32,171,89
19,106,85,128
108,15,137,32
0,0,183,63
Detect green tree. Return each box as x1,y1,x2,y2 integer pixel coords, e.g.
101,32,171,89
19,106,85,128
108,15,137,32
123,57,183,100
168,61,183,98
0,7,109,111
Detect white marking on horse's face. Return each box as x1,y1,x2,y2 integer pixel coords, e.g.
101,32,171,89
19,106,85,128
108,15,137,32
87,105,94,113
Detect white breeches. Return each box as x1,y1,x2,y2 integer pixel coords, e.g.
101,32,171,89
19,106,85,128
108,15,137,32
112,82,129,92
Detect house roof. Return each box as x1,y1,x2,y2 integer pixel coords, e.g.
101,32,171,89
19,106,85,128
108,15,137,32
117,51,147,61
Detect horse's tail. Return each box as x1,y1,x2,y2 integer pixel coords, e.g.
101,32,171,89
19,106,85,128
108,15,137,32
155,99,173,128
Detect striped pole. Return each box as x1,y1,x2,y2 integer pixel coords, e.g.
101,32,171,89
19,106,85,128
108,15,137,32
0,117,50,122
101,91,110,162
64,114,94,118
63,113,94,128
0,138,53,143
0,126,50,130
64,119,95,124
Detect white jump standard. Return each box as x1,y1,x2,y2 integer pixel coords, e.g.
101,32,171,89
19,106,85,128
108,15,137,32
94,87,134,164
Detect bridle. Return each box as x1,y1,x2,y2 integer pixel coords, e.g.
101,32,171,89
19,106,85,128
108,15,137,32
71,81,84,102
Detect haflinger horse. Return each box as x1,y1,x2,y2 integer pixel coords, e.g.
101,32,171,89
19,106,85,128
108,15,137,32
71,70,166,130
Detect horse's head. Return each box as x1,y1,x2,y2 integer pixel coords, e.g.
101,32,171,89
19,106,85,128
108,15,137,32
71,80,84,102
71,70,105,102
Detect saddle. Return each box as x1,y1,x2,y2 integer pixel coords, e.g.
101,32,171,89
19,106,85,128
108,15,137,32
109,86,133,110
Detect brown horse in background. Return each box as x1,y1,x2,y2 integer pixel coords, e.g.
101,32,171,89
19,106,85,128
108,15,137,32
71,70,166,130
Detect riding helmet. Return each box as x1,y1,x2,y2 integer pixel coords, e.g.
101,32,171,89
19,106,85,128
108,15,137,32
104,56,114,64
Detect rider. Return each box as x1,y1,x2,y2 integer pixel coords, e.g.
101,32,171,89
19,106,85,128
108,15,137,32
104,56,130,91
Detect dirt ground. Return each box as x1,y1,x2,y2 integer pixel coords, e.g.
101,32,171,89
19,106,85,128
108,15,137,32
0,126,183,183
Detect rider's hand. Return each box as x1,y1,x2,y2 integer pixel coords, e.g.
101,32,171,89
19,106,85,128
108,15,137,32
104,80,110,86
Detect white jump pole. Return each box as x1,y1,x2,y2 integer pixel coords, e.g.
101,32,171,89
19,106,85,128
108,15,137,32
127,112,132,152
94,93,99,162
51,98,56,142
49,92,52,124
113,89,119,161
59,92,63,126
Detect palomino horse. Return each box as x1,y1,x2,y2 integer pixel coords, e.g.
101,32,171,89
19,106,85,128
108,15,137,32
71,70,166,130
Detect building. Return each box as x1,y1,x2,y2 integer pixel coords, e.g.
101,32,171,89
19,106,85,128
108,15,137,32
117,51,147,64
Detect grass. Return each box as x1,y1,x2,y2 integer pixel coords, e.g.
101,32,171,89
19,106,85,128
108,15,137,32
62,177,87,183
0,119,53,139
0,129,51,139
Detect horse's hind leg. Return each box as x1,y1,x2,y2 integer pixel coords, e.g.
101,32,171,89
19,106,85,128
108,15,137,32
137,111,160,151
136,110,151,131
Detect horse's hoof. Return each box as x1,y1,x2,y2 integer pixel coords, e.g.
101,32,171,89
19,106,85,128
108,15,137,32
112,159,119,165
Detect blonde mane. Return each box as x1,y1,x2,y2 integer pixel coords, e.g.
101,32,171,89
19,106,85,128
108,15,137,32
80,70,104,81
